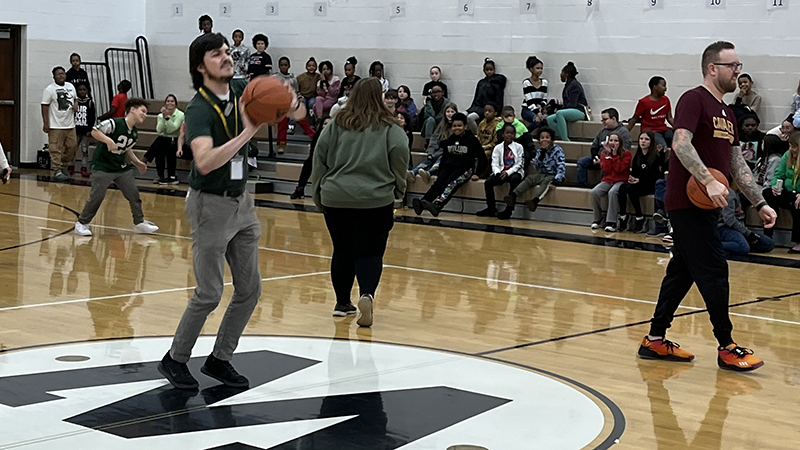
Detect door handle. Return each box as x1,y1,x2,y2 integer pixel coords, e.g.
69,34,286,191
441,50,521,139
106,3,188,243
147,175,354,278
0,100,14,106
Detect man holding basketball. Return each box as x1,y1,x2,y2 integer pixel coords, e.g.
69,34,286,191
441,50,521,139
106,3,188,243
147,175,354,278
159,33,304,389
638,41,777,371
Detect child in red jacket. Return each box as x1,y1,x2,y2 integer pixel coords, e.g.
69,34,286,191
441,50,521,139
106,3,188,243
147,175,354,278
590,131,632,232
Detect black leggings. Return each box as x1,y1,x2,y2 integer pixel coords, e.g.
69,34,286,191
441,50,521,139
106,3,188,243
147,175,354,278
618,182,654,217
323,204,394,305
297,145,315,189
649,208,733,347
143,136,177,179
762,187,800,242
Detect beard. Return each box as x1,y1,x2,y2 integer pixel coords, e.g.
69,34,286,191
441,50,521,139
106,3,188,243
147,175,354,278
209,72,234,84
718,77,737,94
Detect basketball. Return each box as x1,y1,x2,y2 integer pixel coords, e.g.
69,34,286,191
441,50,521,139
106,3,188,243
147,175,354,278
241,76,293,125
686,167,730,209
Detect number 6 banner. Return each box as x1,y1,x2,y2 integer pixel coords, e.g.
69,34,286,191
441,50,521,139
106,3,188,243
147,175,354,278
458,0,475,16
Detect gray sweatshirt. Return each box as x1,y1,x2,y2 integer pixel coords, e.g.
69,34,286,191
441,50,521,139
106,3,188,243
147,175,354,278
717,190,753,238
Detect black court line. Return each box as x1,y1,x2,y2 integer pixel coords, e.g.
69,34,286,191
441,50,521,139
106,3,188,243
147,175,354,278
10,174,800,269
0,334,625,450
476,292,800,357
0,192,79,253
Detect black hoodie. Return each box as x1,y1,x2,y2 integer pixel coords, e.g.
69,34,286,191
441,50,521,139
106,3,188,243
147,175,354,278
438,130,488,175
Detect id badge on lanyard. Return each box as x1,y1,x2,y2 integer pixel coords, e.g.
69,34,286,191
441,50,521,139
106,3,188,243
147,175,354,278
230,155,244,180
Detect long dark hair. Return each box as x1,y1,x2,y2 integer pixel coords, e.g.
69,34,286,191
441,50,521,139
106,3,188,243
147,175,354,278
635,130,658,167
397,85,413,108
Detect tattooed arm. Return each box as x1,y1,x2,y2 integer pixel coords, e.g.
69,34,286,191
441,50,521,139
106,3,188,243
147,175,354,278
731,145,777,228
671,128,728,208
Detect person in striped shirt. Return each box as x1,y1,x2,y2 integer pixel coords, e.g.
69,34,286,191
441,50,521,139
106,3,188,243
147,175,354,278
521,56,548,131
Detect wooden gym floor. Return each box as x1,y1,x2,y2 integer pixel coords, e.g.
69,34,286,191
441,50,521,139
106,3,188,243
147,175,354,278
0,173,799,449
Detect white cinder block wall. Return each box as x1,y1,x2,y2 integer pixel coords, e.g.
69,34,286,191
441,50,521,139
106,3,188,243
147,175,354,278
5,0,800,163
2,1,146,163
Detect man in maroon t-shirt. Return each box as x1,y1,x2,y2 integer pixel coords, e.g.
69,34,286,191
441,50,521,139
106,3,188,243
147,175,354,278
627,76,674,149
637,41,777,372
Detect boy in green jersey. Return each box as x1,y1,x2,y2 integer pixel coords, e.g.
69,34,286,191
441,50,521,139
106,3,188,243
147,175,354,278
75,98,159,236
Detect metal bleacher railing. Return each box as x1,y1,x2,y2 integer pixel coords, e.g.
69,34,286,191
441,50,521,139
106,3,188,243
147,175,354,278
82,36,155,115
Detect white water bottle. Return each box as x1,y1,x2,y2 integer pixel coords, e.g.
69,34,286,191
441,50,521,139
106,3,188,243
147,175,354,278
776,179,784,195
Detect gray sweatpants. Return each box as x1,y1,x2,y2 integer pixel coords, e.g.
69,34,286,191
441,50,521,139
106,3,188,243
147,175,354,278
78,169,144,225
169,189,262,363
591,181,624,224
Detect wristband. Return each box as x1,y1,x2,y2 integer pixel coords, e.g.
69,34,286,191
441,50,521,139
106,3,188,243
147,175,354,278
755,201,767,211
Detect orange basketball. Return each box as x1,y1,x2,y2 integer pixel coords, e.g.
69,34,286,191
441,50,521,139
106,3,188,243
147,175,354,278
686,168,730,209
241,76,293,125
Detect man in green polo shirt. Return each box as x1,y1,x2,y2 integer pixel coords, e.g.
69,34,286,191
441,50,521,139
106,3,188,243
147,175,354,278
74,98,159,237
159,32,305,390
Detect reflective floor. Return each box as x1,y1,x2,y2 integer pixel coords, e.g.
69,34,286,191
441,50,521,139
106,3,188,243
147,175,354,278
0,175,799,449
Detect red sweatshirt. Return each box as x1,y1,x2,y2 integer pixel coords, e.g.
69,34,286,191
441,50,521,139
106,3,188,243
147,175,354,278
600,151,632,184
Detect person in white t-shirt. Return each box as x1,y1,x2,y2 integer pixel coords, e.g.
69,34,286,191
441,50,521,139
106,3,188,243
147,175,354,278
41,66,78,181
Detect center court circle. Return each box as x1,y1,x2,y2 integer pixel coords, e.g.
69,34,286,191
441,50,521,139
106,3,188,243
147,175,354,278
0,337,611,449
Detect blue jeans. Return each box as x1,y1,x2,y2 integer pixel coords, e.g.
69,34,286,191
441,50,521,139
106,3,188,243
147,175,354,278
718,226,775,256
576,156,599,187
653,179,668,232
652,130,674,148
521,109,543,131
411,157,440,176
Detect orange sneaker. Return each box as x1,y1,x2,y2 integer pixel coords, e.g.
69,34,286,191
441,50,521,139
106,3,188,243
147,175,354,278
638,336,695,362
718,344,764,371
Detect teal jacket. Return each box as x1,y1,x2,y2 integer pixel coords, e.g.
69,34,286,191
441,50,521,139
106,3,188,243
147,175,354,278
312,119,410,210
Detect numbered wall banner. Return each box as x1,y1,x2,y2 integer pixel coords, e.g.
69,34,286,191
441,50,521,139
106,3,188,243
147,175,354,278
458,0,475,16
646,0,664,9
219,2,232,17
520,0,535,14
391,2,406,17
265,2,279,16
171,3,183,16
314,2,327,16
707,0,725,9
586,0,599,11
767,0,787,9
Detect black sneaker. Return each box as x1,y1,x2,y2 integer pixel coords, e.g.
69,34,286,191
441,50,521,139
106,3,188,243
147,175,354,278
633,217,646,233
157,352,199,390
653,210,667,224
503,192,517,207
200,355,249,388
421,200,440,217
333,302,357,317
526,197,539,212
412,198,423,215
496,207,513,220
476,207,497,217
617,215,628,232
290,187,305,199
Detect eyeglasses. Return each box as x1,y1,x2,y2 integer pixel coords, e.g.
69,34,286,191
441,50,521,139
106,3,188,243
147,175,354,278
713,62,743,71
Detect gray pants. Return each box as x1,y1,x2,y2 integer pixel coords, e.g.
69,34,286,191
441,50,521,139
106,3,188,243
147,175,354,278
78,169,144,225
514,172,555,201
169,189,262,363
591,181,624,224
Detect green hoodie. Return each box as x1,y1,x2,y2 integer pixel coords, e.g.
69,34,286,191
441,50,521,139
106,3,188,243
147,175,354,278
771,150,799,193
312,119,410,210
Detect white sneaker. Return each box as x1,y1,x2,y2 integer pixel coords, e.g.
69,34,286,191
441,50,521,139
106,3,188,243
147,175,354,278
74,221,92,236
419,169,431,183
133,220,159,234
356,294,374,328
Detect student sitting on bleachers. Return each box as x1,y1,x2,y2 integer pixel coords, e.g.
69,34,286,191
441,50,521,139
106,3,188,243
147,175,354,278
420,85,449,139
422,66,448,104
503,126,565,217
297,58,321,122
718,189,774,256
617,130,666,233
753,135,785,193
369,61,389,92
338,57,361,99
496,106,528,140
467,58,507,124
762,132,800,253
397,86,418,124
384,89,399,115
766,115,796,139
314,61,341,119
274,56,315,154
626,76,674,149
521,56,548,131
412,113,487,217
477,102,502,174
739,113,764,169
577,108,632,188
408,102,458,183
477,123,525,218
396,111,414,166
735,74,762,120
546,62,587,142
590,132,631,232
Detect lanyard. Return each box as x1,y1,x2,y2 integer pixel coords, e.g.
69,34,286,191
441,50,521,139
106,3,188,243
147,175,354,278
198,86,239,139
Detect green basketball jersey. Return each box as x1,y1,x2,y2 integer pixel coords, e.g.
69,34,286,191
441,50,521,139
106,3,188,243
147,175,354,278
91,118,139,173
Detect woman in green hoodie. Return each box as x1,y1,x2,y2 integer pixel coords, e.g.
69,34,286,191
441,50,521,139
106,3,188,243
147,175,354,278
763,131,800,253
311,77,410,327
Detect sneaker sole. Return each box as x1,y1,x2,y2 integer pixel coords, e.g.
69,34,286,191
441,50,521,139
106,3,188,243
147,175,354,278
356,296,373,327
717,357,764,371
332,309,356,317
200,365,249,388
638,346,694,362
157,362,199,390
